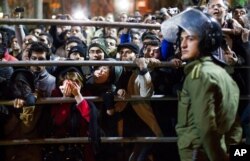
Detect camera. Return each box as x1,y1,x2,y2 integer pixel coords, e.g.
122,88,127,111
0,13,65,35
14,7,24,13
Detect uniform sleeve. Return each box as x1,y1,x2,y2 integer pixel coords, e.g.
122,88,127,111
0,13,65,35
76,99,90,122
189,73,228,161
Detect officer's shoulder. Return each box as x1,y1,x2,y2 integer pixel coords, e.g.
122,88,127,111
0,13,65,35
191,61,222,79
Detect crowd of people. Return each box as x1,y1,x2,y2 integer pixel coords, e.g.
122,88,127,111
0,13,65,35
0,0,250,161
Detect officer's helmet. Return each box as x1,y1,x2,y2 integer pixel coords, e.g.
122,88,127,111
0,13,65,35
161,8,222,53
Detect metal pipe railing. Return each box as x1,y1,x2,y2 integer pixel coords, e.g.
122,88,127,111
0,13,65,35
0,137,177,145
0,19,161,29
1,60,250,68
0,95,177,106
1,95,250,106
0,60,176,67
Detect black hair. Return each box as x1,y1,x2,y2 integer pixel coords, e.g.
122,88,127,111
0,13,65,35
10,69,35,99
0,31,9,48
0,44,6,59
175,27,182,58
28,41,50,60
12,81,33,98
66,36,84,46
232,5,247,13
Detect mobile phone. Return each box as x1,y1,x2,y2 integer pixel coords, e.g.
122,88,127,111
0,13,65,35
15,7,24,13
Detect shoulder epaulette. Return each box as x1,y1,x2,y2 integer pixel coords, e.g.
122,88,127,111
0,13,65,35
191,63,201,79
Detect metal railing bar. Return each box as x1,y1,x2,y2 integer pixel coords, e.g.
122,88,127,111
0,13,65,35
0,137,177,145
1,61,250,68
0,19,161,29
1,95,250,105
0,60,176,67
0,95,178,105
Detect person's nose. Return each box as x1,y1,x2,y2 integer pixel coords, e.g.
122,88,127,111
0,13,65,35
181,39,187,49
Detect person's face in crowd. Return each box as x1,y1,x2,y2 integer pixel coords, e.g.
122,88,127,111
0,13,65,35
233,8,247,25
96,16,105,21
69,52,83,60
89,46,105,60
59,79,80,97
93,66,110,84
59,72,83,97
60,79,73,97
132,33,141,46
106,13,114,22
143,45,160,59
119,48,136,61
65,42,78,57
105,28,117,38
39,35,50,47
59,79,81,97
70,26,85,42
22,35,38,50
233,8,247,19
120,13,128,22
207,0,227,24
33,28,42,38
22,43,32,61
11,37,21,52
180,31,200,61
106,38,117,54
29,51,47,73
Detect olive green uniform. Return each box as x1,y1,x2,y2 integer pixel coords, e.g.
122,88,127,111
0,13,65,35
176,57,242,161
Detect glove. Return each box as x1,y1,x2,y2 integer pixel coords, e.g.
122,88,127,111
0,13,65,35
25,93,37,106
102,92,115,110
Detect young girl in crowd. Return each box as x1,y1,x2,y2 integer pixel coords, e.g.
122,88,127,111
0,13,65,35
42,66,99,161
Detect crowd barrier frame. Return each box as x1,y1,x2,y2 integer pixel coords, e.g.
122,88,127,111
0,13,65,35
0,137,178,146
0,19,161,29
0,18,249,146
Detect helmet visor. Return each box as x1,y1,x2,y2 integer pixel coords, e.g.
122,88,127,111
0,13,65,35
161,8,211,43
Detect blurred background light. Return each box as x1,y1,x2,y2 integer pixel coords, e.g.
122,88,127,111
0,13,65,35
72,6,89,20
114,0,130,13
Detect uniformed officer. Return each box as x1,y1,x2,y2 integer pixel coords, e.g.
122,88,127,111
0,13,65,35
161,8,242,161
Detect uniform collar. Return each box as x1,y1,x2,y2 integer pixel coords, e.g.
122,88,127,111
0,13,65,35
183,56,212,75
